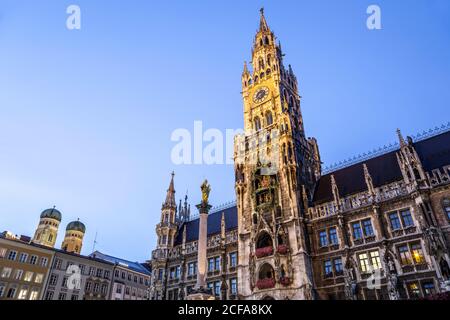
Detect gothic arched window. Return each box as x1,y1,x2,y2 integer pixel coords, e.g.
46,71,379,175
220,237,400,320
254,117,261,131
259,58,264,70
266,111,273,126
443,199,450,220
267,54,272,66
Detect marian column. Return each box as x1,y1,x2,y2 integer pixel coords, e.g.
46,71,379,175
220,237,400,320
187,179,215,300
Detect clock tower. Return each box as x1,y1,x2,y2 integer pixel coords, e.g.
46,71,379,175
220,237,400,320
234,9,321,300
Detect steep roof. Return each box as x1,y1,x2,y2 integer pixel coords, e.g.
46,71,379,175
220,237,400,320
313,130,450,205
174,205,238,245
90,250,151,275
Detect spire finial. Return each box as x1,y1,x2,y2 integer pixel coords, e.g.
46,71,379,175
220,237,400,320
258,7,269,32
260,7,264,16
397,128,406,147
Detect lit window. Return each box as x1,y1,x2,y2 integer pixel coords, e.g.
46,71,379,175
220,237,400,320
18,288,28,300
389,213,401,230
408,282,421,299
319,230,328,247
29,289,39,300
1,267,12,278
0,248,6,258
14,269,23,280
370,251,382,270
398,245,412,266
411,243,425,264
358,253,370,273
35,273,44,284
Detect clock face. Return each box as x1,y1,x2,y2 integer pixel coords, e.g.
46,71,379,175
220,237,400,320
253,87,269,104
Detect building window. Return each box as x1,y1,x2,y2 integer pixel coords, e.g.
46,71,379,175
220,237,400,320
127,273,132,281
85,281,92,291
89,267,96,276
133,275,138,283
324,260,333,278
229,252,237,268
389,212,402,230
40,257,48,267
94,283,100,293
362,219,374,237
158,269,163,280
62,277,68,288
114,270,119,277
214,257,221,271
19,253,28,263
401,209,414,227
443,199,450,220
398,242,425,266
44,291,54,300
352,223,362,240
54,259,62,269
101,284,107,295
116,285,122,294
139,277,143,284
24,271,33,282
422,281,436,296
329,227,338,245
1,267,12,278
7,287,17,299
49,274,58,286
214,281,221,297
96,269,103,278
0,284,5,297
319,230,328,247
208,258,215,272
334,258,343,276
266,112,273,126
58,293,66,300
7,250,17,261
14,269,23,280
29,289,39,300
125,286,130,295
358,250,381,273
104,271,110,279
408,282,421,299
254,117,262,131
29,255,38,265
188,262,197,276
35,273,44,284
230,278,237,295
18,287,28,300
71,294,78,300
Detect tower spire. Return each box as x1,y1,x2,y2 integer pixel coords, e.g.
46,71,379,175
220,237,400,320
163,171,176,208
259,7,269,32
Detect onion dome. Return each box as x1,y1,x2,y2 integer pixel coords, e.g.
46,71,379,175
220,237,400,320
40,207,62,222
66,219,86,233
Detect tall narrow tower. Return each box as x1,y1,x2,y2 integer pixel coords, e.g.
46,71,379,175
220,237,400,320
32,207,62,248
151,172,179,300
234,9,321,300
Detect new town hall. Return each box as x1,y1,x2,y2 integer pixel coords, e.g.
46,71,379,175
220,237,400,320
149,10,450,300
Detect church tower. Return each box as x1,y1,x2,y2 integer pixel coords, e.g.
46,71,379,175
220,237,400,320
61,219,86,254
32,207,62,248
234,9,321,300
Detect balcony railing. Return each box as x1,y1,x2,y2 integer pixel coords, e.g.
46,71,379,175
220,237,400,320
256,278,276,290
277,244,288,255
310,181,412,220
255,246,273,258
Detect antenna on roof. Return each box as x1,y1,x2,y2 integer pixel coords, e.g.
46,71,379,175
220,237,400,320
92,231,98,252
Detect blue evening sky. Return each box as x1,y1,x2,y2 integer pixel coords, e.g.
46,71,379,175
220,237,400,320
0,0,449,262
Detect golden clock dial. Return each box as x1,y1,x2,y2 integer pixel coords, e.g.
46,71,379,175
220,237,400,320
253,87,269,104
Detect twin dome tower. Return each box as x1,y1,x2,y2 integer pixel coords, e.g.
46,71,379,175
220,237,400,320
31,207,86,254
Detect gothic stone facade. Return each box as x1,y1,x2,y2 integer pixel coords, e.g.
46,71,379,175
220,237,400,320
149,11,450,300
